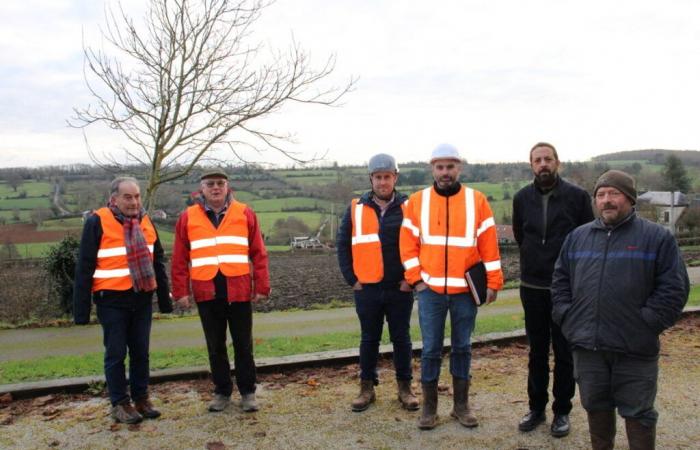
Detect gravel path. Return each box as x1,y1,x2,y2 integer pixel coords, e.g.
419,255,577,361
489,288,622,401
1,315,698,450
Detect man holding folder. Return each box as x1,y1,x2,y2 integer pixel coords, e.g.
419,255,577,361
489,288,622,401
400,143,503,430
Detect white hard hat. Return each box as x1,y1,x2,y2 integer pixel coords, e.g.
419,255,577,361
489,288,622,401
430,143,462,163
368,153,399,174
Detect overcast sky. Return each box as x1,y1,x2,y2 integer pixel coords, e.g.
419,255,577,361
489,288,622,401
2,0,700,168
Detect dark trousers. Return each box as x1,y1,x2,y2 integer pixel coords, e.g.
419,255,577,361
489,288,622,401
573,349,659,427
520,286,575,414
96,301,152,406
197,298,256,396
354,284,414,382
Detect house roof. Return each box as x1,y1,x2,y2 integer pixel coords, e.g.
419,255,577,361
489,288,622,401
637,191,689,206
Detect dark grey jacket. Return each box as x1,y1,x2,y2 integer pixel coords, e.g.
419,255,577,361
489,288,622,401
513,177,594,287
551,212,689,357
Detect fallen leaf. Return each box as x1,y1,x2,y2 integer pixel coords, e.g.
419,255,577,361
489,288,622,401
206,441,227,450
34,395,55,407
0,414,14,425
48,440,60,447
306,378,319,387
109,423,121,432
0,393,12,404
127,423,141,432
253,431,266,438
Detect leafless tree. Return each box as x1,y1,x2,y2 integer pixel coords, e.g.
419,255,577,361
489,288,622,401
70,0,354,210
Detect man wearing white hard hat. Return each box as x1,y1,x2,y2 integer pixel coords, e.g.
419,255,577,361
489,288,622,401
337,153,419,412
400,144,504,429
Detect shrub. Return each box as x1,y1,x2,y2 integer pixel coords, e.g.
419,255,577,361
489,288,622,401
43,235,80,316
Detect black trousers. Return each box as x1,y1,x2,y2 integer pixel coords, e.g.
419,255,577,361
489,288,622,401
197,298,256,396
520,286,575,414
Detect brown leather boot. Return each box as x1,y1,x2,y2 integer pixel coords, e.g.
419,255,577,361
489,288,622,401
417,382,438,429
397,379,419,411
587,410,616,450
625,418,656,450
110,401,143,424
351,379,376,412
134,397,161,419
450,377,478,427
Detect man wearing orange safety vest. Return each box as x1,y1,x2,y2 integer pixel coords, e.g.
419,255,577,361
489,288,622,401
171,167,270,414
400,144,504,430
336,154,419,413
74,177,172,424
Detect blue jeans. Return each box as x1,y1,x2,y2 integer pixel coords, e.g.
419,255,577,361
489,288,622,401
417,288,478,383
96,301,152,406
354,284,414,381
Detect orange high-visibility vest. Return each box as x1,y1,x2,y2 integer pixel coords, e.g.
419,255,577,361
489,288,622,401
92,207,157,292
350,199,383,283
187,201,250,280
400,186,503,294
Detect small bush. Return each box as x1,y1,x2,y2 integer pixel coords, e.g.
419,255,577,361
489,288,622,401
44,235,80,316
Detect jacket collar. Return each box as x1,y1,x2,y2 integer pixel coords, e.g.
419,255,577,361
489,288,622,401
433,181,462,197
533,174,561,196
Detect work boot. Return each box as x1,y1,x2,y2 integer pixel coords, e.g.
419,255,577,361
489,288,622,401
208,394,231,412
110,401,143,424
550,414,571,438
518,410,546,432
351,379,376,412
397,379,419,411
587,410,616,450
625,418,656,450
450,376,478,428
134,397,161,419
241,393,259,412
417,382,438,429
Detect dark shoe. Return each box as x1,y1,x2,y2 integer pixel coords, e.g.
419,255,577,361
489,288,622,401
551,414,570,437
518,410,546,432
450,377,478,428
397,379,419,411
351,379,376,412
625,418,656,450
208,394,231,412
111,401,143,424
134,398,161,419
587,410,616,450
417,382,438,430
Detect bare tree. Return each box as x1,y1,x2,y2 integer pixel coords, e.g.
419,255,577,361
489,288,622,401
70,0,354,210
5,171,23,193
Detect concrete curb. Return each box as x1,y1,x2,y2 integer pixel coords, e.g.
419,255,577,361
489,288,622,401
2,307,699,400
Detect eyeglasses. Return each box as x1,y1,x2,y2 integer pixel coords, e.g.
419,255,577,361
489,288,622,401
203,180,227,188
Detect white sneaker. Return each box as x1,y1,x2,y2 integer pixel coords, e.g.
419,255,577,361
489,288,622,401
208,394,231,412
240,393,258,412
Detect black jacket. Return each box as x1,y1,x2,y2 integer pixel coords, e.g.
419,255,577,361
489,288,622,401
551,212,689,357
513,177,594,287
73,212,172,324
336,190,408,288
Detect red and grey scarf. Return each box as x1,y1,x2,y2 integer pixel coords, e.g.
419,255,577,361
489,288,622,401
108,202,157,292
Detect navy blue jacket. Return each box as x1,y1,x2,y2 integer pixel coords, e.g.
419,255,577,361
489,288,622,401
551,212,689,357
336,191,408,288
73,212,172,324
513,176,594,287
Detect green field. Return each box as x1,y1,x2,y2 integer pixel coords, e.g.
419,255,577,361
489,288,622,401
256,211,327,235
249,197,333,212
0,210,31,222
39,217,84,230
0,197,51,210
0,181,52,197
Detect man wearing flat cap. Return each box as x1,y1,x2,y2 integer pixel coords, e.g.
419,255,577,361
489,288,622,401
172,167,270,413
552,169,689,449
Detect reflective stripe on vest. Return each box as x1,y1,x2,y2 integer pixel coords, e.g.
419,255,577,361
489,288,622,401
406,186,501,293
92,208,157,292
187,202,250,280
350,199,383,283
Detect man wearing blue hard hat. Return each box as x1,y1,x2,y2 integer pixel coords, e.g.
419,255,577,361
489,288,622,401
336,153,418,412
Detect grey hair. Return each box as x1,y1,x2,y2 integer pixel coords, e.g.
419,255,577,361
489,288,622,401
110,176,140,197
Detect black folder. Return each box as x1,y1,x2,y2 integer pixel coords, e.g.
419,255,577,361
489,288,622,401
465,261,487,306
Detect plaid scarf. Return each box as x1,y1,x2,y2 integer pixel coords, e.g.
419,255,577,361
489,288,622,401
108,201,157,292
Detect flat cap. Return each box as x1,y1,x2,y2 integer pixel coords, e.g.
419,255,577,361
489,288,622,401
200,167,228,180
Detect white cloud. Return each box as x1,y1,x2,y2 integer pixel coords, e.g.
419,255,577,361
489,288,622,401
1,0,700,167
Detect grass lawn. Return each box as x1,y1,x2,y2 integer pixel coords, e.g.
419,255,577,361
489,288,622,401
248,197,333,212
39,217,84,230
0,181,52,197
0,197,51,210
0,210,31,222
257,211,326,235
9,242,62,258
0,312,525,385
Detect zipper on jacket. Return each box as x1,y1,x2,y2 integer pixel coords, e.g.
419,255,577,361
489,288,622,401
444,194,449,294
594,229,613,350
542,196,549,245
